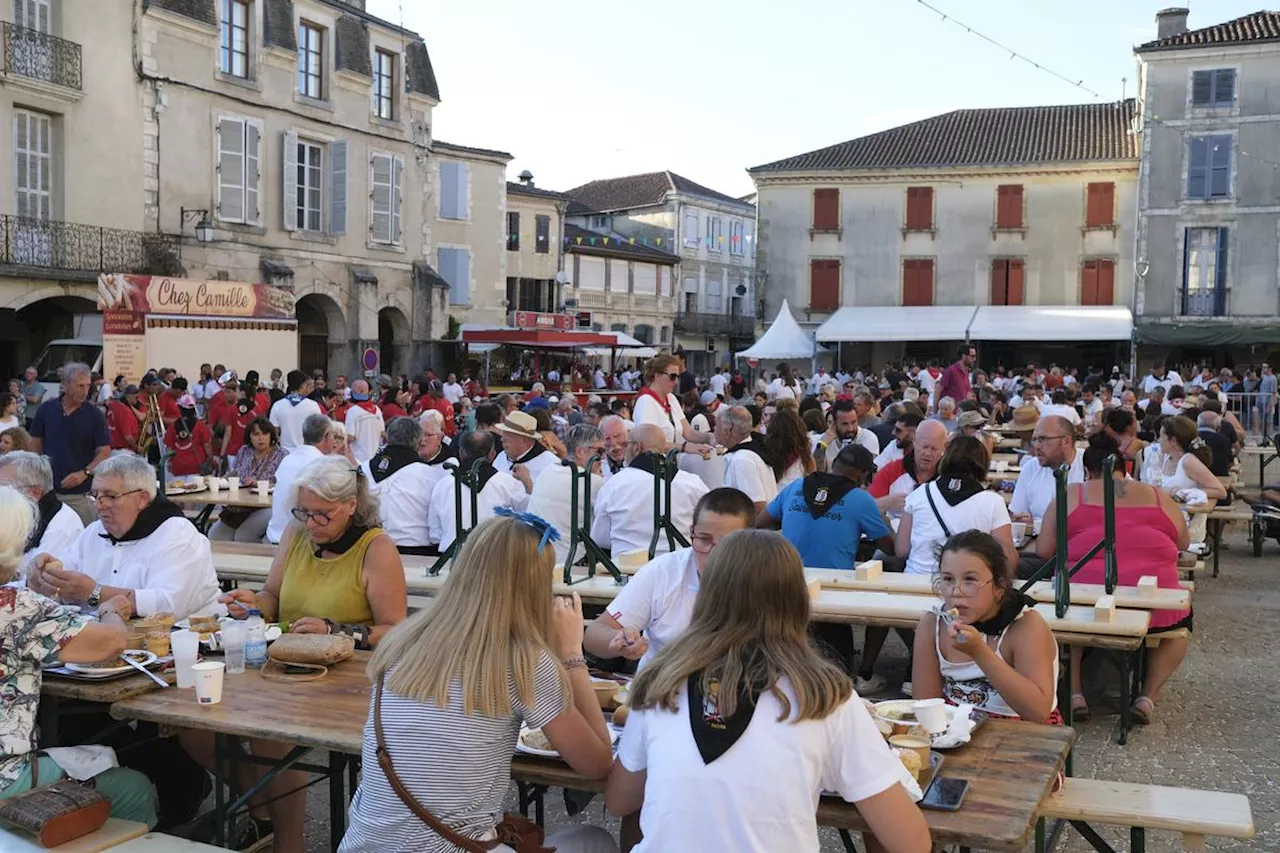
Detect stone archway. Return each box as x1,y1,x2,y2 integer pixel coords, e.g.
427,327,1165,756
295,293,347,377
0,294,99,381
378,306,411,379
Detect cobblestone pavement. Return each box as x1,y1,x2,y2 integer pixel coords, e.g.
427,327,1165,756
299,526,1279,853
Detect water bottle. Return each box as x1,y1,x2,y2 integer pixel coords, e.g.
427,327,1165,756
244,609,268,669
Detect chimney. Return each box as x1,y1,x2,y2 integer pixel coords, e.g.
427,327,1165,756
1155,7,1189,39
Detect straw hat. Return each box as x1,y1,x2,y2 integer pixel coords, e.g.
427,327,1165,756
956,410,987,430
493,411,540,440
1010,405,1040,432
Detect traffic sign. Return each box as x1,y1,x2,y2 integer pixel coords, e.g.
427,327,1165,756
362,347,379,372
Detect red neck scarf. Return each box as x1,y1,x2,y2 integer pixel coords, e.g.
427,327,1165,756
354,399,379,415
639,386,671,413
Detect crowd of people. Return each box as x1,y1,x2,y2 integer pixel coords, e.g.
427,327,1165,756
0,343,1260,852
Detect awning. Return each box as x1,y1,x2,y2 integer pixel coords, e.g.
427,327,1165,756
1135,321,1280,347
968,306,1132,342
460,326,619,348
583,346,658,358
816,306,976,343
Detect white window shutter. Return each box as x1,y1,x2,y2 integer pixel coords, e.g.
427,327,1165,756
281,130,299,231
245,121,260,224
370,152,391,243
217,116,246,223
329,139,348,235
392,156,403,244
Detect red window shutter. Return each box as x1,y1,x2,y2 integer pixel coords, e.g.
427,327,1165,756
1096,259,1114,305
904,259,934,306
1081,260,1099,305
1008,259,1025,305
990,259,1009,304
810,259,840,311
906,187,933,230
996,185,1023,229
1086,183,1115,227
813,188,840,231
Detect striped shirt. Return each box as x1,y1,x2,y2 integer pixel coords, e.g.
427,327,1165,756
338,652,567,853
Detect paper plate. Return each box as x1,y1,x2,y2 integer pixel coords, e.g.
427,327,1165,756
516,726,559,758
64,649,158,677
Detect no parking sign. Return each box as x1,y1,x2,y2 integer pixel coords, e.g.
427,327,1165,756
362,347,379,374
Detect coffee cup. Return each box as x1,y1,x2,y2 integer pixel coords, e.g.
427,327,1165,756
193,661,226,705
191,475,205,490
889,734,932,769
207,478,220,493
912,698,949,735
226,477,240,491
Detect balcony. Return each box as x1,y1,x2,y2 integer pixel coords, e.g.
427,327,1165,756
0,216,181,278
674,311,754,336
2,23,82,92
1182,287,1226,317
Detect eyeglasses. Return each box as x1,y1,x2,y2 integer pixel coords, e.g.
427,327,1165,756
934,577,994,597
666,373,681,382
89,489,144,506
1029,434,1070,444
290,507,334,525
689,530,721,554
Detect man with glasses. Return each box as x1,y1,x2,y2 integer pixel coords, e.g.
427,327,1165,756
266,413,336,544
528,423,606,568
598,414,629,480
1010,415,1084,525
26,453,221,620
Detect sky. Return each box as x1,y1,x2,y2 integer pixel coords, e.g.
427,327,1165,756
368,0,1260,198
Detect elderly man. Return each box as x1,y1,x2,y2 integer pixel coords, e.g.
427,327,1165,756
27,454,220,619
417,409,456,467
1010,414,1084,524
0,451,84,580
441,372,464,405
364,417,444,555
266,413,335,544
343,378,385,465
599,414,629,480
492,410,557,491
269,369,324,450
716,405,777,512
869,417,946,519
29,362,111,525
528,424,605,567
427,430,528,552
932,396,959,432
591,423,709,560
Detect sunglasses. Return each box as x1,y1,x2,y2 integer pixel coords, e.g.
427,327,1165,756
666,372,681,382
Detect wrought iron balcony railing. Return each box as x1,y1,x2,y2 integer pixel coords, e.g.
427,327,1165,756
0,215,180,275
2,23,82,90
673,311,755,336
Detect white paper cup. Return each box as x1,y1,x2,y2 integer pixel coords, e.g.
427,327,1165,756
1032,517,1043,537
1011,521,1027,542
255,481,270,496
171,629,200,689
192,475,205,489
226,477,240,490
193,661,226,705
995,460,1008,473
912,698,949,735
207,479,220,493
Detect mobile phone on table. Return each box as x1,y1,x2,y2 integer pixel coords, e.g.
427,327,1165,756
920,776,969,811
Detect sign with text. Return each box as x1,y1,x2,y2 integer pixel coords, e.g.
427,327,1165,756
513,311,575,331
97,274,296,319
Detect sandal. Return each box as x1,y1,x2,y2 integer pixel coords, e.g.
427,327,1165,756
1070,693,1091,722
1131,695,1154,725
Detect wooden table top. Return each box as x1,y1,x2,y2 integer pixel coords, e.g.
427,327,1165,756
169,489,274,510
510,720,1074,853
43,669,176,703
1239,444,1279,457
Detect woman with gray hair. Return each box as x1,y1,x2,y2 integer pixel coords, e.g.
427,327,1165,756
0,451,84,579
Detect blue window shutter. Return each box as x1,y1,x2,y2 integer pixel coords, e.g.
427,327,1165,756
439,161,458,219
1187,137,1208,199
1209,135,1231,197
458,250,471,302
1214,69,1235,105
1191,71,1212,106
440,247,470,304
1215,227,1229,314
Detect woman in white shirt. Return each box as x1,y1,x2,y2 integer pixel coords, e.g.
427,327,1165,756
607,529,931,853
0,392,20,431
632,354,715,452
767,362,805,401
898,436,1017,577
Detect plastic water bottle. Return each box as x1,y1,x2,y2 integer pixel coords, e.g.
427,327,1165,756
244,609,268,669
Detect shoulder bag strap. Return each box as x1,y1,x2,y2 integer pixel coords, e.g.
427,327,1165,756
373,675,493,853
923,483,953,538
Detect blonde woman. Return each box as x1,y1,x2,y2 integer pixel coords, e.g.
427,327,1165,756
330,419,357,465
606,530,930,853
339,513,617,853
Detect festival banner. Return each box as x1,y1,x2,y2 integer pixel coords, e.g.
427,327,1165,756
97,274,296,319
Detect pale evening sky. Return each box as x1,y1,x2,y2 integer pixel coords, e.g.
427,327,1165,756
368,0,1258,198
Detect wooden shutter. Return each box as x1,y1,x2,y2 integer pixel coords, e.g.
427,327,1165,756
370,153,392,243
1007,259,1024,305
906,187,933,230
1086,182,1114,227
1213,69,1235,105
1081,259,1113,305
216,117,245,223
14,110,50,220
903,259,934,306
1208,135,1231,198
245,121,260,224
990,259,1023,304
1188,137,1208,199
454,162,468,218
813,188,839,231
1191,70,1213,106
809,259,840,311
505,210,519,251
329,139,347,235
281,131,298,231
996,185,1023,229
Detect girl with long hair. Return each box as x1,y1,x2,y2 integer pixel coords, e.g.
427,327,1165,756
606,530,930,853
765,407,815,486
767,361,804,401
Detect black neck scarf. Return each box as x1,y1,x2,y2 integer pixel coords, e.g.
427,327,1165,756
458,460,498,494
629,451,678,483
314,524,371,558
99,498,186,545
801,473,859,520
514,442,547,465
369,445,421,483
29,490,63,551
687,672,765,765
422,442,456,467
970,592,1037,636
605,455,624,475
934,474,986,507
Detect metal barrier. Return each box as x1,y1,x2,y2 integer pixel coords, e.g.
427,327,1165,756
1220,390,1276,443
561,454,623,585
428,459,485,575
647,450,690,559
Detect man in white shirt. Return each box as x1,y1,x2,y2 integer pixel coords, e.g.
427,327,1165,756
493,410,558,490
267,414,334,544
599,415,629,481
591,423,708,559
26,453,221,619
344,378,385,465
806,367,831,396
441,373,464,405
817,399,881,471
428,430,529,552
593,366,607,389
715,406,777,512
873,411,922,469
1038,390,1082,432
1141,364,1182,394
364,417,446,555
708,367,728,399
269,369,324,450
1010,414,1085,523
0,452,84,581
528,423,605,567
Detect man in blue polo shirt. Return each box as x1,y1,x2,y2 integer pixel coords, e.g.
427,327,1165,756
30,362,110,525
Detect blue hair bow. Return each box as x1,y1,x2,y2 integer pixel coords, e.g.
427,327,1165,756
494,507,561,551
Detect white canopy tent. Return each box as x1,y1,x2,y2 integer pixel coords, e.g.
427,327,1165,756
966,306,1133,342
815,306,977,342
737,299,822,360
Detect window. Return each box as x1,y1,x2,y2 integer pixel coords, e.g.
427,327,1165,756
683,292,697,314
1191,69,1235,107
13,0,50,31
12,0,51,82
809,259,840,311
535,214,550,253
439,247,471,304
506,211,520,251
706,215,723,252
297,22,323,99
373,49,396,119
281,133,344,235
438,160,468,220
683,210,699,246
707,278,723,311
294,140,322,231
1188,135,1232,200
995,185,1023,229
14,109,51,220
659,326,669,344
902,259,934,306
1183,227,1227,316
813,188,840,231
591,214,608,229
729,220,744,254
216,116,260,224
990,259,1024,305
370,152,402,245
1086,182,1115,228
219,0,249,78
905,187,933,230
1080,259,1115,306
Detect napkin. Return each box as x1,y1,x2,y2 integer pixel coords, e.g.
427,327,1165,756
44,745,119,781
929,703,976,749
1174,488,1208,506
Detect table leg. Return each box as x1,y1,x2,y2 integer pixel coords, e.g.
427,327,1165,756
1117,651,1132,746
213,733,227,848
328,752,346,852
39,695,60,748
1131,826,1145,853
1212,520,1221,578
193,504,215,534
837,828,859,853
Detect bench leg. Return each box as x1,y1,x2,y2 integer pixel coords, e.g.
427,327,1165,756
837,828,859,853
1212,521,1221,578
1117,650,1132,746
1069,820,1120,853
1131,826,1144,853
1181,832,1206,853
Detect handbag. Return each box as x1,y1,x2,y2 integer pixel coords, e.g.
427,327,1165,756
261,633,355,682
372,675,554,853
0,753,111,847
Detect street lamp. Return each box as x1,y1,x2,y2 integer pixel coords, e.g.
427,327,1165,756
180,207,214,244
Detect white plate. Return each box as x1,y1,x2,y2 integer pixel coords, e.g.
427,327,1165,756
64,649,158,677
516,726,559,758
872,699,955,730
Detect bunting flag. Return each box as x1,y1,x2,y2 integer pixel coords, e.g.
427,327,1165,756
559,233,748,248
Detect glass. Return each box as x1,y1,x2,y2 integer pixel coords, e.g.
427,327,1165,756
934,577,994,597
171,629,199,689
290,507,331,525
689,532,718,554
666,373,681,382
1029,434,1070,444
221,622,246,675
89,489,144,506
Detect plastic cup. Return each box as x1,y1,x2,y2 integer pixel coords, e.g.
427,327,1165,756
226,477,240,491
221,622,246,675
912,698,949,735
255,481,270,497
171,629,199,689
192,475,205,490
1011,521,1027,542
207,479,220,494
995,460,1008,473
1032,517,1043,537
192,661,225,705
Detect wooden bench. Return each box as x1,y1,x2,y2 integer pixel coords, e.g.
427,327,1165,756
1038,777,1254,852
1,819,147,852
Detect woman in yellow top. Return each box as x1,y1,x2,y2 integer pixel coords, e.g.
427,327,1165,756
187,456,407,853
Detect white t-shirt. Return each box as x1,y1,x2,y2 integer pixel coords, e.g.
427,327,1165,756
605,548,699,670
873,440,904,469
1010,452,1085,521
591,466,709,559
19,502,84,581
267,444,321,544
1037,403,1081,427
617,681,903,853
441,382,463,404
1141,372,1182,394
768,378,803,401
345,404,386,465
269,396,325,450
362,460,446,549
820,428,880,471
903,483,1011,576
427,469,529,551
632,392,688,446
527,464,603,567
709,373,728,398
494,446,559,485
722,442,778,505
